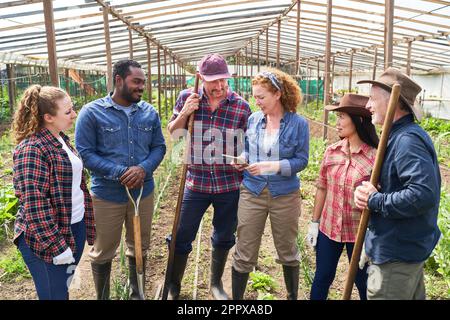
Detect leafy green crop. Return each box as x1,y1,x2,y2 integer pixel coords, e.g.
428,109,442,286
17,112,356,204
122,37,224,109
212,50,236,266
249,270,278,293
0,249,31,282
420,118,450,137
428,188,450,296
0,184,18,226
300,138,327,182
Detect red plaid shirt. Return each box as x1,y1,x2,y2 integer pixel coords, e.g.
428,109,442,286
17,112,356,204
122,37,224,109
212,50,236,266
13,128,95,264
170,87,251,194
317,138,376,242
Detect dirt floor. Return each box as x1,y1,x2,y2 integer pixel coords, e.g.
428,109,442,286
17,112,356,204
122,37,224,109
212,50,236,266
0,118,448,300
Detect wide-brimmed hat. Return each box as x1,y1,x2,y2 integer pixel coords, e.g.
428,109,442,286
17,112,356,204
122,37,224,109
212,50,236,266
325,93,371,117
198,53,231,82
357,67,423,120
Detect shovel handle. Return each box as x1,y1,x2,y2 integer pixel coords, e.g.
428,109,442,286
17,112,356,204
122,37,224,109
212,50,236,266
125,186,144,274
133,216,144,274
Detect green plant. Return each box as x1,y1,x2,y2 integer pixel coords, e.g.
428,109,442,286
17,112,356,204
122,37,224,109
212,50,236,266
249,270,278,293
433,132,450,169
421,117,450,137
112,236,130,300
299,101,337,126
257,291,276,300
0,130,14,154
427,188,450,296
297,233,315,287
0,93,11,122
0,184,18,236
153,156,177,219
112,277,130,300
0,248,31,282
300,137,327,182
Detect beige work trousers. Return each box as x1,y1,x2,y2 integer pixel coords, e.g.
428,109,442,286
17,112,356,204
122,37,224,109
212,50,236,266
233,186,301,273
89,192,154,264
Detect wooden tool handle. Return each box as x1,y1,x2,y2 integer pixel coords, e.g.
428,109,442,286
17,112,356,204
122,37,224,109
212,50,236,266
133,216,144,274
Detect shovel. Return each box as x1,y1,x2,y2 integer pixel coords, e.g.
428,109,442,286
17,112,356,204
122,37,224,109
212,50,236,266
126,185,145,300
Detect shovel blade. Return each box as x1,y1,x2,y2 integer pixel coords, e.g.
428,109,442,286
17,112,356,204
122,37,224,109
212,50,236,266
137,272,145,300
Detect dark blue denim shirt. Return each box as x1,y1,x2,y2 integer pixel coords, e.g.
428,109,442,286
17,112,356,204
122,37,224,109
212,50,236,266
242,111,309,197
366,114,441,264
75,94,166,203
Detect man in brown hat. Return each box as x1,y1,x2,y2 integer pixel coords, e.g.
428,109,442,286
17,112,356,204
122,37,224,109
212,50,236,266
166,53,251,300
354,68,441,300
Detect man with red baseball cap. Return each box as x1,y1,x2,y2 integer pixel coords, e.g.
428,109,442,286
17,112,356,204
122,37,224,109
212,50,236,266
167,54,251,300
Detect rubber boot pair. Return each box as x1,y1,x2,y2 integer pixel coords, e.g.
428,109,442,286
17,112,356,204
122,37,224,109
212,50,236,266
168,248,230,300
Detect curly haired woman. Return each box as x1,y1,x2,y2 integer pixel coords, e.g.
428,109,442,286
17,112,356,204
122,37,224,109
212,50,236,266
11,85,95,300
231,68,309,300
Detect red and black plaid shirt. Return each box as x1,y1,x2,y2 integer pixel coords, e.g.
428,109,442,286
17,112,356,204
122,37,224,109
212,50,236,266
13,128,95,264
170,87,251,194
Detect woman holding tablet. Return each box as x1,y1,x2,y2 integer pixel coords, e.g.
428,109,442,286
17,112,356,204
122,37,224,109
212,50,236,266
230,68,309,300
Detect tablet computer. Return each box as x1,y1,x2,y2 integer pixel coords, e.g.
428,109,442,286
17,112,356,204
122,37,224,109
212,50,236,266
221,154,248,166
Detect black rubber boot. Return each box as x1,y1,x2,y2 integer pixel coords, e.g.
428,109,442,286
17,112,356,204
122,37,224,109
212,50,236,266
231,267,249,300
210,248,230,300
128,256,146,300
168,254,189,300
282,265,299,300
91,261,112,300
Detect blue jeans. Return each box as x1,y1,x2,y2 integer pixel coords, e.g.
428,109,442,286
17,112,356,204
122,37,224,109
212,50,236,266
311,231,368,300
171,188,240,255
17,220,86,300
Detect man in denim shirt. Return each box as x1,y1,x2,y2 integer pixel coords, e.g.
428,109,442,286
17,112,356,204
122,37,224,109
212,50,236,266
355,68,441,300
75,60,166,300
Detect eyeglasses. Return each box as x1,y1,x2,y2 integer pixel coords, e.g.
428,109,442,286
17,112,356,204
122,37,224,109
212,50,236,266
258,71,282,91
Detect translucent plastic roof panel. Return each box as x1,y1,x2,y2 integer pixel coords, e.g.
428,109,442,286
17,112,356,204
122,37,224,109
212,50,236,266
0,0,448,73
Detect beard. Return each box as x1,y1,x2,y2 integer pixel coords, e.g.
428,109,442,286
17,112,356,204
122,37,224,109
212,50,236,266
207,84,228,98
121,82,143,103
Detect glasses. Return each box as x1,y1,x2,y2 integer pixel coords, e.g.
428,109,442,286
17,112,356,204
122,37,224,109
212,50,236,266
258,71,282,91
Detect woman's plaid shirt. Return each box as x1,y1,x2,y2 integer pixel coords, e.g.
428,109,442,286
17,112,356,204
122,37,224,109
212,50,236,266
317,138,376,243
13,128,95,264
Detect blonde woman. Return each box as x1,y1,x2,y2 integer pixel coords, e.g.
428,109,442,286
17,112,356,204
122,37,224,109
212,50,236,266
231,68,309,300
12,85,95,300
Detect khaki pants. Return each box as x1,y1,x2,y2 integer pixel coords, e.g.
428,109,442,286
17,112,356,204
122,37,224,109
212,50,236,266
232,186,301,273
89,192,154,264
367,261,426,300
